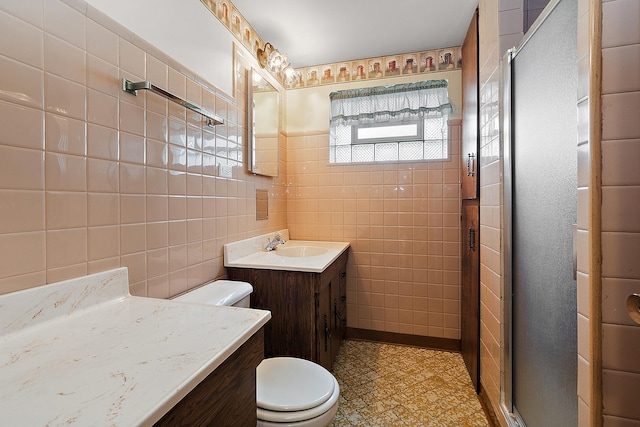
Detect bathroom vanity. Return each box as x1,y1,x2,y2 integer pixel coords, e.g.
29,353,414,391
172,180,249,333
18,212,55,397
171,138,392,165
224,231,350,371
0,268,270,426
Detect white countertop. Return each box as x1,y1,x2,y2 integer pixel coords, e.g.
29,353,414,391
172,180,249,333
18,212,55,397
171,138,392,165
224,230,350,273
0,268,271,426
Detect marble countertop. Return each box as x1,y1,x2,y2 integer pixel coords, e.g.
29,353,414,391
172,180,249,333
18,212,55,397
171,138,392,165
224,230,350,273
0,268,271,426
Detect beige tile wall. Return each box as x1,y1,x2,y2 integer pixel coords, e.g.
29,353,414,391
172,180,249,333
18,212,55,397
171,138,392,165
286,123,462,339
0,0,287,297
600,0,640,423
478,0,504,421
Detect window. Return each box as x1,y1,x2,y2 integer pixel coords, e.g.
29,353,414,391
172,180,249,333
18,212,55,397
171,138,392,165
329,80,452,164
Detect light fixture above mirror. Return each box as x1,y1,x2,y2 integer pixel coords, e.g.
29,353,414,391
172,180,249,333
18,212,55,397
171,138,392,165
256,42,297,85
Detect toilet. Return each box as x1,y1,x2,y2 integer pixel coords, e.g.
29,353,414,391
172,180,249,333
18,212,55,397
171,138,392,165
174,280,340,427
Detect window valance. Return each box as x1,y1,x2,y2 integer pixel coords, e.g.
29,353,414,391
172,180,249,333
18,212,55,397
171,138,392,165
329,80,452,126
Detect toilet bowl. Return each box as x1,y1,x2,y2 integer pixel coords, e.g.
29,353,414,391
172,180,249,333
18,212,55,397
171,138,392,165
174,280,340,427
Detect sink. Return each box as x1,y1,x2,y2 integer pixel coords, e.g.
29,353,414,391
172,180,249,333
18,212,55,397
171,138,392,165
224,230,350,273
274,246,329,257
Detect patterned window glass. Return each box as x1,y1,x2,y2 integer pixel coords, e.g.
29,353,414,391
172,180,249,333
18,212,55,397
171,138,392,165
329,80,451,164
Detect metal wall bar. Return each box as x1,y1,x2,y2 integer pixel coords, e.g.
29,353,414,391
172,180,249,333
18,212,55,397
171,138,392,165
122,79,224,127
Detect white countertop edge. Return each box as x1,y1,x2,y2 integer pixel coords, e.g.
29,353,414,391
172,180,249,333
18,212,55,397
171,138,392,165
139,301,271,425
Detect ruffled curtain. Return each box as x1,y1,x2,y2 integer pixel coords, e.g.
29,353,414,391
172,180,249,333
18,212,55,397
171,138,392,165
329,80,452,126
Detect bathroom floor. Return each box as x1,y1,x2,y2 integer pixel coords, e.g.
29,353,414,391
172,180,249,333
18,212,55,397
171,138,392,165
330,340,490,426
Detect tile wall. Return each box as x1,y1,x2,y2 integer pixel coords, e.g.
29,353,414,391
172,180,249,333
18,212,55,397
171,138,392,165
576,0,591,424
524,0,552,30
478,0,505,421
0,0,287,297
600,0,640,423
287,122,462,339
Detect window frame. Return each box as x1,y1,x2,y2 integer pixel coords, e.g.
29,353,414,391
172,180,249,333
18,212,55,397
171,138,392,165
351,119,425,145
330,116,450,164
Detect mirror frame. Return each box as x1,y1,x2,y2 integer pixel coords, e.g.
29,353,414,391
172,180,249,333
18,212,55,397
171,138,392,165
232,42,282,178
247,67,280,177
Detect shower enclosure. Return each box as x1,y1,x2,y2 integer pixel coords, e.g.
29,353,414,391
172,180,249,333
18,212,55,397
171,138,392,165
502,0,578,425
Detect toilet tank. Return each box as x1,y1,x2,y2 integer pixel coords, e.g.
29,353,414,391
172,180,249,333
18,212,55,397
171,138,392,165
173,280,253,308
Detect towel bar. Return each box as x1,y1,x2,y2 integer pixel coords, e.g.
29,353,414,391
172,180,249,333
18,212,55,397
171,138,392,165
122,79,224,127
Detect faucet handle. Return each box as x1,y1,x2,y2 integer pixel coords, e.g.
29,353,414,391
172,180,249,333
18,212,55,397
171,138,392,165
274,232,281,240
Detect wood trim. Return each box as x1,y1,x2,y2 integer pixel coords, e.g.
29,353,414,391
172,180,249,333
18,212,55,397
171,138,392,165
588,0,603,425
345,328,461,352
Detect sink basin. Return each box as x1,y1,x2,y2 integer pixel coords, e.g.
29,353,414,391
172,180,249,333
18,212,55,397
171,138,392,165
224,230,350,272
274,246,329,258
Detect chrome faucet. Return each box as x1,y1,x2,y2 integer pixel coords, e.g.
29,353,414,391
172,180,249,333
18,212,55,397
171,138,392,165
265,233,286,251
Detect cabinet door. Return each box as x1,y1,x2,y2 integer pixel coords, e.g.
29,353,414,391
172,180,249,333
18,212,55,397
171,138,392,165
461,9,479,200
461,199,480,391
228,268,316,361
315,285,332,371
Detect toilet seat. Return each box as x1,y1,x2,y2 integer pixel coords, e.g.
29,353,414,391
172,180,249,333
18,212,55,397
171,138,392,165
256,357,340,423
257,377,339,423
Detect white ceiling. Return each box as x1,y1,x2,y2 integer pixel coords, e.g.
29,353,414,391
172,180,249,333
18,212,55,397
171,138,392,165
231,0,479,68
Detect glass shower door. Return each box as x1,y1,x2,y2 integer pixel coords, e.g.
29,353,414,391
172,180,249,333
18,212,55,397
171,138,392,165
505,0,578,425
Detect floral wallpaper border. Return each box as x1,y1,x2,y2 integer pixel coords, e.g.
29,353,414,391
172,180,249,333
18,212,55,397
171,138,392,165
200,0,462,90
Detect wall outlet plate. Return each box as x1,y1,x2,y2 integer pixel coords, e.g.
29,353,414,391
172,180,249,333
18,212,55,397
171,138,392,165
219,164,232,178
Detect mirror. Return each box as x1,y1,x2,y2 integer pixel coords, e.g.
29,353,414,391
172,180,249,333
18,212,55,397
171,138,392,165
248,67,279,177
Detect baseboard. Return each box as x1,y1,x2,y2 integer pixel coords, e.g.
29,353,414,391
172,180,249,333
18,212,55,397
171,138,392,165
478,383,502,427
345,327,461,352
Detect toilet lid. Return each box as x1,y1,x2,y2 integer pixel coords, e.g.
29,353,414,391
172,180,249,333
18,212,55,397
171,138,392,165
256,357,335,412
257,377,340,424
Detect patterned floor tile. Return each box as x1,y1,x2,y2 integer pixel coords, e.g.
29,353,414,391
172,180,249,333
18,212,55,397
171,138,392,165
330,340,489,427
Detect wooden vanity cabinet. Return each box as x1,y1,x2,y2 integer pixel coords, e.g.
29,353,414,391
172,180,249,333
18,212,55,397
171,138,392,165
227,251,348,371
